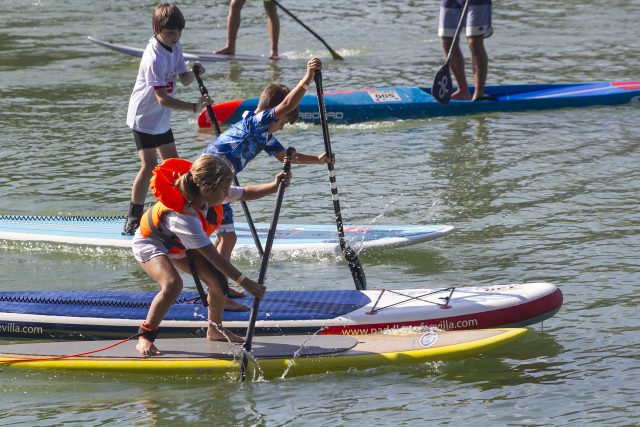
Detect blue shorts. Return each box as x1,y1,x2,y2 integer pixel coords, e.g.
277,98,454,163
438,0,492,38
217,203,235,234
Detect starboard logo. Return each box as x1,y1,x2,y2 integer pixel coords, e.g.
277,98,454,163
299,111,345,120
419,332,439,348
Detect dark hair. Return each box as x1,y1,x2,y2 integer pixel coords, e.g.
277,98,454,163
152,3,185,35
257,83,299,124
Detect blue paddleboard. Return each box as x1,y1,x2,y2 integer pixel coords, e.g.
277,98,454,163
199,81,640,126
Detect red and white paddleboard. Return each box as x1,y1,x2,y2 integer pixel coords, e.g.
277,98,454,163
0,282,562,340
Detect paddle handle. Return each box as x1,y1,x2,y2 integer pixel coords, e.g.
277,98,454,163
193,64,222,136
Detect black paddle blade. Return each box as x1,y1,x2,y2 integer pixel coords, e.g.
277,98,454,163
345,247,367,290
432,64,453,105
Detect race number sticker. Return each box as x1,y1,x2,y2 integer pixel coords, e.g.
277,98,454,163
366,90,402,103
419,332,439,348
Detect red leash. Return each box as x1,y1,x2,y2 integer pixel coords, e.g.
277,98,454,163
0,333,140,365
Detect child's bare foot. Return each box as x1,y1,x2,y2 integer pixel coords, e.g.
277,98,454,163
215,46,235,56
227,287,245,298
208,326,244,343
269,50,279,60
451,89,472,101
136,337,161,356
224,298,249,312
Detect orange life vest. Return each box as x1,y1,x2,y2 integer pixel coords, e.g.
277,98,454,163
139,158,223,254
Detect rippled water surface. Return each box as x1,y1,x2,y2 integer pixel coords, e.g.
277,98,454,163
1,1,639,425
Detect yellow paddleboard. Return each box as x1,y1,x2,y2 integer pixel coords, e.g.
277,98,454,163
0,328,526,380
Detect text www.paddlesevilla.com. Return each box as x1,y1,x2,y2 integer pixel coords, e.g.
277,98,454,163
0,323,43,335
341,318,479,335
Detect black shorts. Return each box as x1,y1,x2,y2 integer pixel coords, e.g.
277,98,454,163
132,129,175,150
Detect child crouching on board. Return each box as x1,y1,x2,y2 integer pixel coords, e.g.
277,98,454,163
132,155,290,356
201,57,333,291
123,2,212,235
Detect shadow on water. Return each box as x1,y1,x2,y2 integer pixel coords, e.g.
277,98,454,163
429,116,496,224
362,247,452,275
392,329,565,390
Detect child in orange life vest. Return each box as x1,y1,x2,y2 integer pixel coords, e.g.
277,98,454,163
123,3,212,235
202,58,333,293
132,155,289,356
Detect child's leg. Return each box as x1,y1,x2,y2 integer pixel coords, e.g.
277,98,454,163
216,203,244,297
263,0,279,59
123,147,157,235
215,231,238,260
216,0,246,55
173,254,244,343
215,232,244,298
157,141,178,161
131,148,158,205
136,255,184,356
173,251,249,312
124,133,178,235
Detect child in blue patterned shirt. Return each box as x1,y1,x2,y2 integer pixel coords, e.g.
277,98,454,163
202,58,332,284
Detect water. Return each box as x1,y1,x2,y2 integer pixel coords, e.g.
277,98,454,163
1,0,639,425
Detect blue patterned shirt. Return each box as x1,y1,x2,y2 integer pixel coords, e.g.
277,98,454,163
202,109,285,173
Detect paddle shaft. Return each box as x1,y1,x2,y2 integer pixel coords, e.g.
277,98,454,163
240,147,294,381
431,0,470,104
272,0,344,61
443,0,470,67
185,250,209,307
313,70,367,291
193,65,264,257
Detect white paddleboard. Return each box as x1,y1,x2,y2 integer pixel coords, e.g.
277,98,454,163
0,215,454,255
88,36,285,62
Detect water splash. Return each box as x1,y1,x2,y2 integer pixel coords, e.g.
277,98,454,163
279,327,327,380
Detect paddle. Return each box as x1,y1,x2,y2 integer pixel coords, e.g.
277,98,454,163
272,0,344,61
431,0,470,105
193,64,265,257
239,147,294,381
313,70,367,291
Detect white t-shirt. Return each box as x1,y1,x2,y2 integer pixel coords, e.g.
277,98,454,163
132,186,243,262
126,37,189,135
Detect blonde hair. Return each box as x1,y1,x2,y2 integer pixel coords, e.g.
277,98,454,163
175,155,234,203
152,3,185,35
257,83,299,124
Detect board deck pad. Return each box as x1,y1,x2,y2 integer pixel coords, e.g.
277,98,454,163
0,215,453,254
0,289,371,321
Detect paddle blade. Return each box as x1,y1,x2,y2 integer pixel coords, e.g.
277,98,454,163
329,49,344,61
432,64,453,105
